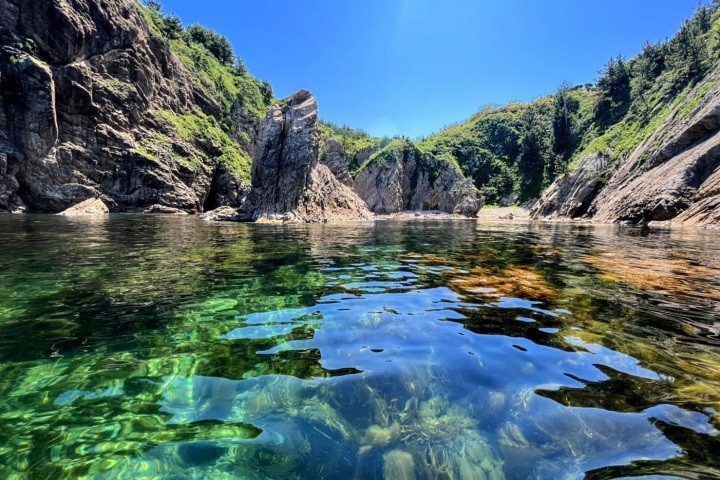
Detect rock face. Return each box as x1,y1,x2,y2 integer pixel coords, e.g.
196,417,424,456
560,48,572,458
200,205,243,222
672,167,720,227
320,138,354,187
353,141,483,216
0,0,250,213
531,153,610,219
58,198,109,216
533,70,720,228
238,91,371,222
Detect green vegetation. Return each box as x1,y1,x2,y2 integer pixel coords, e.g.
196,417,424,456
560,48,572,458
140,1,273,120
154,109,252,178
354,138,408,175
418,89,596,203
135,0,274,178
320,122,387,172
419,2,720,204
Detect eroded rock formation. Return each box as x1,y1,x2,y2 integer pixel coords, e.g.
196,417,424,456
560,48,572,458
0,0,249,213
531,153,610,219
533,70,720,228
320,138,354,187
236,91,371,222
353,142,483,216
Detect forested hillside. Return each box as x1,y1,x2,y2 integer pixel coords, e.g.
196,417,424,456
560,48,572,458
325,2,720,206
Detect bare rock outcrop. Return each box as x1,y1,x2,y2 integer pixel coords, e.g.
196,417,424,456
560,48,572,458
672,168,720,227
530,153,611,219
533,68,720,228
353,141,483,216
321,138,354,187
237,91,371,222
58,198,109,216
0,0,251,214
200,205,243,222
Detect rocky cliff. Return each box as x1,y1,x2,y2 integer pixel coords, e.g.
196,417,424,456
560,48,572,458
236,90,371,222
0,0,263,214
0,0,478,219
532,66,720,228
352,140,483,216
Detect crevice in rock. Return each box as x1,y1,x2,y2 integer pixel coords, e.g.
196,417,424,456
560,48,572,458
648,113,720,169
572,181,604,218
203,164,225,212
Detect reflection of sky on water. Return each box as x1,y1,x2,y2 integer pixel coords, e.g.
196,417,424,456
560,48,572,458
139,282,714,478
1,216,719,479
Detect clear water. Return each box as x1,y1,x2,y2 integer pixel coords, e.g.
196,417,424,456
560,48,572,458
0,215,719,479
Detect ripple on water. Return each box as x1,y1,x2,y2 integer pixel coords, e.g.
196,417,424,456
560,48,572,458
0,216,719,479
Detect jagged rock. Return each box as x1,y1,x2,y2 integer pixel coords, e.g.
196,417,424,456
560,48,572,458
239,91,371,222
321,138,354,187
590,100,720,224
0,0,251,214
672,168,720,228
0,153,24,212
353,141,483,216
531,153,611,219
533,69,720,227
204,164,250,211
200,206,242,222
143,204,189,215
230,101,259,158
58,198,109,216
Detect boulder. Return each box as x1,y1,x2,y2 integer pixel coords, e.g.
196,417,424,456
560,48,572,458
58,198,109,216
143,204,189,215
200,206,242,222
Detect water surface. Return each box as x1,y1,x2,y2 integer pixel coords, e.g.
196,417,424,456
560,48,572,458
0,215,719,479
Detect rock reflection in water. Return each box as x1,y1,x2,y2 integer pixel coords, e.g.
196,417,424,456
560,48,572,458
0,216,718,479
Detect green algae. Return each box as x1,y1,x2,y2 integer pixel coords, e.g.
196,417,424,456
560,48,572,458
0,216,719,478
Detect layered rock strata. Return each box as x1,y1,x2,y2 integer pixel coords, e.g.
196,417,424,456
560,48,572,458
235,91,371,222
532,70,720,228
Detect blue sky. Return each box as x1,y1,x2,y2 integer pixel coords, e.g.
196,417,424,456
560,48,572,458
160,0,704,138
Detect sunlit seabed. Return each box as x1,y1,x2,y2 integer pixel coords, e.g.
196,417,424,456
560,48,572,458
0,215,719,479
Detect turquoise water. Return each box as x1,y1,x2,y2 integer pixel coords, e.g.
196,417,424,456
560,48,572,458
0,215,719,479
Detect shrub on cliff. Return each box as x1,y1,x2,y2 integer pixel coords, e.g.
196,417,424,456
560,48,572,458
186,24,235,66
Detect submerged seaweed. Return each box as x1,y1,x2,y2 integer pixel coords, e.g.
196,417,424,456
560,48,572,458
0,217,719,479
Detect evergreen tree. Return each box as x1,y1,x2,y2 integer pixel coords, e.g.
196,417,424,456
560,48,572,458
517,101,555,198
186,24,236,65
594,55,631,127
630,42,666,108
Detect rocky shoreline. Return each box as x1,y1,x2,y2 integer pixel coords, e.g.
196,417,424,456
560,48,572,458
0,0,480,221
1,0,718,228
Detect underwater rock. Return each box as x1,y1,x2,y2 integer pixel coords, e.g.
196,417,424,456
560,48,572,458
383,450,417,480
